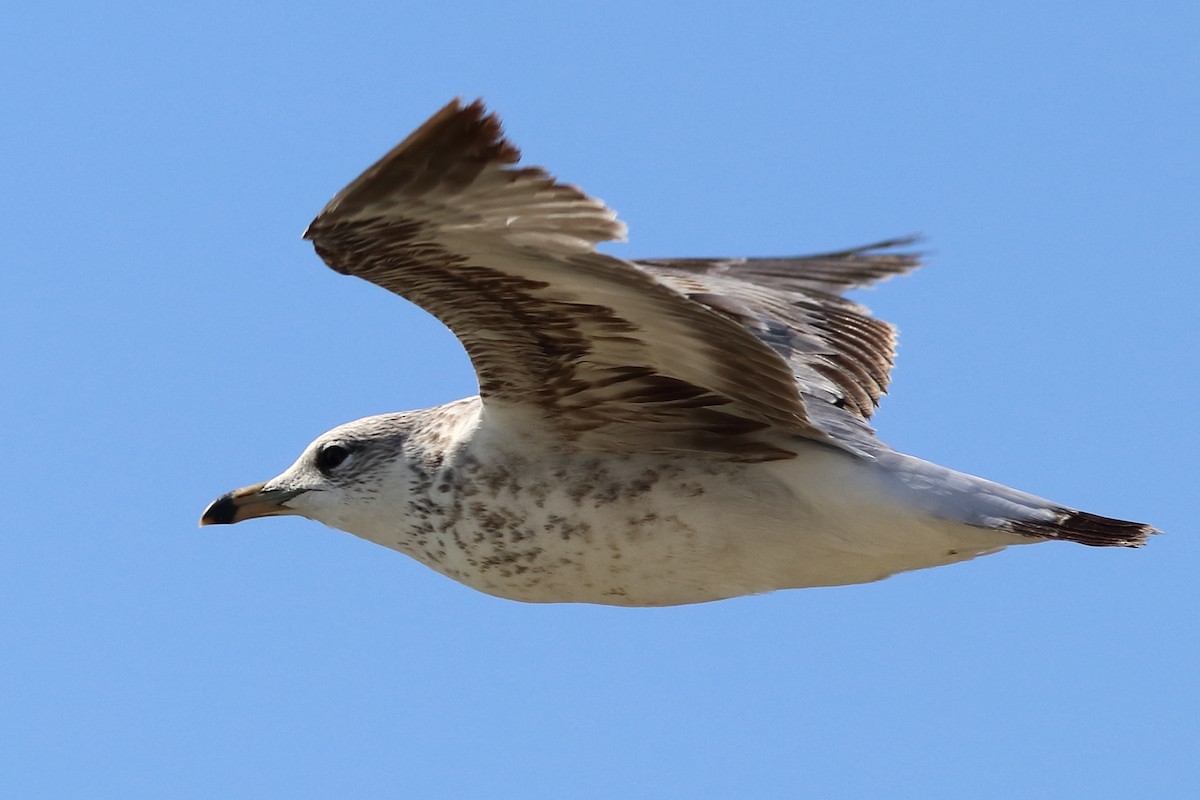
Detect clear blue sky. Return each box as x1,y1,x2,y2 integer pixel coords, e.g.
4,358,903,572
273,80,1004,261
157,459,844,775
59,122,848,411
3,2,1197,797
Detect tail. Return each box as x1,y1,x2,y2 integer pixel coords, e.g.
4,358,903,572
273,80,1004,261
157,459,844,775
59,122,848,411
1001,508,1157,548
870,451,1160,548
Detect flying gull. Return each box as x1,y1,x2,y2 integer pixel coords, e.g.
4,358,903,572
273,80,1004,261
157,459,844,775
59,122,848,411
200,99,1157,606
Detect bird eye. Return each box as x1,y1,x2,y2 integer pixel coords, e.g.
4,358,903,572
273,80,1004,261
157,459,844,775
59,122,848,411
315,442,353,474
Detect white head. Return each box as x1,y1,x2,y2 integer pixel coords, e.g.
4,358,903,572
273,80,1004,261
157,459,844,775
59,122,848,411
200,413,427,546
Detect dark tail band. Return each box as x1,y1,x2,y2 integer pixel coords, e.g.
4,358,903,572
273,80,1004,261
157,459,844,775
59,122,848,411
1004,508,1159,548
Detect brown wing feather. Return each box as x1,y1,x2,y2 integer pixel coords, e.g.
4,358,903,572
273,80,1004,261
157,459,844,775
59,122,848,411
638,238,920,297
304,99,830,461
638,242,918,439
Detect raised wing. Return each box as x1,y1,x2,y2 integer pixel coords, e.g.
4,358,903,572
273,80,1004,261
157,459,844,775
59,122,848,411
304,99,834,461
636,241,919,449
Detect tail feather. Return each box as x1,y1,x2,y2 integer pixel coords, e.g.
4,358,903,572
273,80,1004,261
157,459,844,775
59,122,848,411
1004,508,1159,548
871,450,1159,549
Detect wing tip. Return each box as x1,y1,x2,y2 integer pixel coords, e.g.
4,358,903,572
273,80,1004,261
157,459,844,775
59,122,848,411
306,97,521,232
438,96,521,166
817,236,925,285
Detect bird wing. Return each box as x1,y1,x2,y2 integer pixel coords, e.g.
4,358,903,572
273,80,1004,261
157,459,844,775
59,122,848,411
304,99,907,461
635,241,919,451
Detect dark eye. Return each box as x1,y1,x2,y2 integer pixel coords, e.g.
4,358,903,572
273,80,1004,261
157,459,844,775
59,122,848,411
315,442,353,474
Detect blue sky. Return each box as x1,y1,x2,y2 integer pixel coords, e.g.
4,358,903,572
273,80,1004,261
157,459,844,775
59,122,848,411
3,1,1197,796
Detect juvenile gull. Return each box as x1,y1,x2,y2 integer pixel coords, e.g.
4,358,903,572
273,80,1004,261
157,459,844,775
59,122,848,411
200,99,1157,606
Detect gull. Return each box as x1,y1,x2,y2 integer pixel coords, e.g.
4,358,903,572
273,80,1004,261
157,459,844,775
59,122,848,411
200,99,1157,606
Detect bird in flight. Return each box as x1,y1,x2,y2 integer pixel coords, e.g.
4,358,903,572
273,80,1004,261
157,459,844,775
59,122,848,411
201,99,1156,606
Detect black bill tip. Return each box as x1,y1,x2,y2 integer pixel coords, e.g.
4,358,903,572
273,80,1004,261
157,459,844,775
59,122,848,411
200,493,239,526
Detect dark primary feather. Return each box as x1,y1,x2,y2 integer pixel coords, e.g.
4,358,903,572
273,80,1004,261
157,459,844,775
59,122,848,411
302,99,917,460
637,237,920,297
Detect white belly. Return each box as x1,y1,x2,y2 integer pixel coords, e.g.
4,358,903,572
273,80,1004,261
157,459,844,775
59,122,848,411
383,441,1022,606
